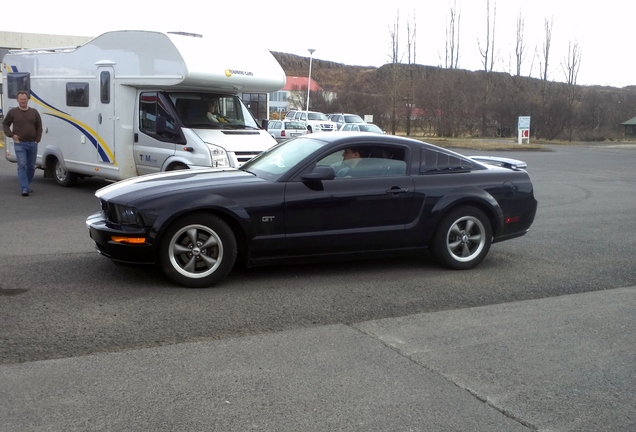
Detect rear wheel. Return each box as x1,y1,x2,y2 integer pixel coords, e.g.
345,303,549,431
159,213,237,288
54,158,78,187
431,206,492,270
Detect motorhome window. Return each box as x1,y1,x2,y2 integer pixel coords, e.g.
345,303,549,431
100,72,110,104
169,93,259,129
7,73,30,98
66,83,89,107
139,92,178,138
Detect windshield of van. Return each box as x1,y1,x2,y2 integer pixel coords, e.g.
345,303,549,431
169,93,260,129
307,112,328,121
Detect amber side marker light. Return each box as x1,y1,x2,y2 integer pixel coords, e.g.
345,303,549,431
111,237,146,244
505,216,520,224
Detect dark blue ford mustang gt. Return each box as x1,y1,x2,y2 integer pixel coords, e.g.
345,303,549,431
86,132,537,288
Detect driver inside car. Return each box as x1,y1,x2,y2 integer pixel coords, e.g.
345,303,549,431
206,100,228,123
334,147,363,177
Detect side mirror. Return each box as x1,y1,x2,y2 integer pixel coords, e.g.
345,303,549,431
301,165,335,181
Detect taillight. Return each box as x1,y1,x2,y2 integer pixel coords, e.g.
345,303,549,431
281,131,286,137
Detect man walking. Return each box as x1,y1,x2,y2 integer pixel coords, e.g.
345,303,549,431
2,90,43,196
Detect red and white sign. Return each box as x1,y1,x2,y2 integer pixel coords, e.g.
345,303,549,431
518,116,531,144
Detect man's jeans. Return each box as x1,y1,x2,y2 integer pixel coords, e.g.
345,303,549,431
14,141,38,191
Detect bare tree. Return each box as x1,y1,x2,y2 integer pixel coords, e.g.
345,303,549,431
478,0,497,136
562,40,582,87
535,15,554,136
387,10,402,134
444,0,461,69
515,9,526,76
389,10,400,64
406,12,416,65
405,13,417,136
478,0,497,73
562,40,583,141
286,84,306,110
383,10,418,135
540,17,553,81
527,46,538,78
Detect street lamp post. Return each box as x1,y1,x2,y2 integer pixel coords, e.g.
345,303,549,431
306,48,316,112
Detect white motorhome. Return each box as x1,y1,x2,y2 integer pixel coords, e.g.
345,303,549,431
1,30,285,186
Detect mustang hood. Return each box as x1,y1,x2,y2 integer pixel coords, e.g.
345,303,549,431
95,168,265,202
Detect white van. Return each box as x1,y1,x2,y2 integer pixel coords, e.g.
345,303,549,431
284,110,338,133
1,30,286,186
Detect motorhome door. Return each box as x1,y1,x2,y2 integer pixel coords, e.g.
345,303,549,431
97,66,116,164
135,91,178,175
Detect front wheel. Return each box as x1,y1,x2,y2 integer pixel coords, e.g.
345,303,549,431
54,158,78,187
431,206,492,270
159,213,237,288
167,163,189,171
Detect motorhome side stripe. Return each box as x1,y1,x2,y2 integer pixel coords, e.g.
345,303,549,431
45,114,115,163
29,90,66,114
9,65,117,165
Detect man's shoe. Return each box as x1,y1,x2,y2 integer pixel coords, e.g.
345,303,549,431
21,189,29,196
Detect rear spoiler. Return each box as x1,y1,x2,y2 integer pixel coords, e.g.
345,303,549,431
469,156,528,170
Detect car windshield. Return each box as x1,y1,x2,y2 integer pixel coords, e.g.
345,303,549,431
344,115,364,123
169,93,259,129
284,121,306,130
240,137,325,180
307,112,328,121
359,124,383,133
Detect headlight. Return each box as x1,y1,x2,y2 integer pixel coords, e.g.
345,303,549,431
206,143,231,167
112,204,144,227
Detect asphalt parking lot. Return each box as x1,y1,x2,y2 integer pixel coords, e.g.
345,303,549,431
1,142,635,431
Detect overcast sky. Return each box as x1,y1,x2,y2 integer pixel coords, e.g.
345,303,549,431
4,0,633,88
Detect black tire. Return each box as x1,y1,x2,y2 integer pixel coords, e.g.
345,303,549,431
168,163,188,171
54,158,78,187
307,126,313,133
431,206,492,270
159,213,237,288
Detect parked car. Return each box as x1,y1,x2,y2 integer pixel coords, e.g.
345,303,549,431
267,120,308,142
284,110,337,133
86,132,538,288
283,110,297,120
341,123,384,134
327,113,365,129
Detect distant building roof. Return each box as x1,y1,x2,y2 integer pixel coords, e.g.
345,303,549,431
1,31,92,64
0,30,91,50
621,116,636,126
283,76,322,92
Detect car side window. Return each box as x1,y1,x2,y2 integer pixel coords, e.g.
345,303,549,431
317,146,408,178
